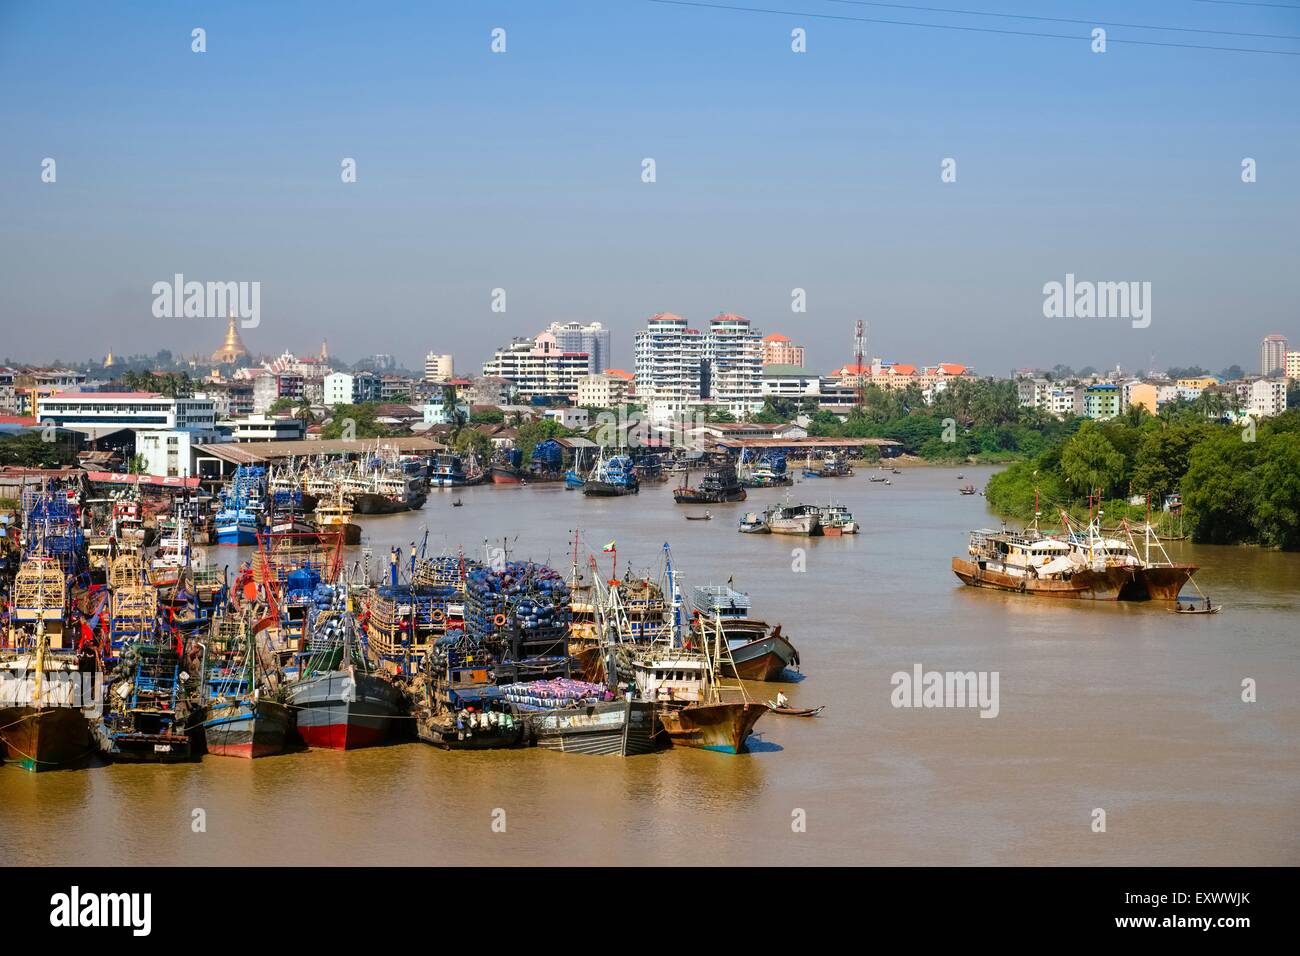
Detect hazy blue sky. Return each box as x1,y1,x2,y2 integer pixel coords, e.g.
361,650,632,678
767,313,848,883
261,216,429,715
1,0,1297,376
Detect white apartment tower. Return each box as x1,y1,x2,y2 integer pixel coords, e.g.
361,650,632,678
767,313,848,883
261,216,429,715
1261,334,1288,377
634,312,763,421
635,313,703,421
705,313,764,418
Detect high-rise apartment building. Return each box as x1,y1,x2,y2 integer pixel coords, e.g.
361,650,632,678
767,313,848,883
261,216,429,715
1261,334,1288,376
547,322,611,373
634,312,763,421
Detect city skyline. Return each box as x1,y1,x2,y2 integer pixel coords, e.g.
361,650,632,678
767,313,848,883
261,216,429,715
2,2,1298,373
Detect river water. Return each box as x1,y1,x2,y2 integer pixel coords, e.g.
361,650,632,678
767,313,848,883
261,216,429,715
3,465,1297,866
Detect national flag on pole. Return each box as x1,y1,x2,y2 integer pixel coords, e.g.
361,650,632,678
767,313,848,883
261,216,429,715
603,540,616,553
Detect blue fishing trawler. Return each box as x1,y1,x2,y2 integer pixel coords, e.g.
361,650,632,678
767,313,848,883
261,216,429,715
215,465,266,545
583,451,639,497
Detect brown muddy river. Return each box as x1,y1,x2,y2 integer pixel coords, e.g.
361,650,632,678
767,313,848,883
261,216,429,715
3,465,1297,865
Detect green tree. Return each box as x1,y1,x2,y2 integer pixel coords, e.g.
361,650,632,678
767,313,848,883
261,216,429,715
320,403,390,439
1058,423,1125,496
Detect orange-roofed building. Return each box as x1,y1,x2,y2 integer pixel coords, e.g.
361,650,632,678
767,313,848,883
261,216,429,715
762,333,805,368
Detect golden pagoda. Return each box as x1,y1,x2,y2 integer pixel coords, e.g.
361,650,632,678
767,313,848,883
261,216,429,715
211,312,250,364
104,350,114,368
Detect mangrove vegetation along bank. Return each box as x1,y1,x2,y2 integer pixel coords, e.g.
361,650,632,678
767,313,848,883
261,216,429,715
985,408,1300,550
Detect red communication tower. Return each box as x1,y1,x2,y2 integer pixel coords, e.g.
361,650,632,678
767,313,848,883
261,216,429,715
854,320,866,407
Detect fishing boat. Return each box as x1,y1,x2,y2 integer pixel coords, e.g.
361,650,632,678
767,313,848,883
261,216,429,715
802,452,853,478
816,503,858,535
765,501,822,535
583,450,640,497
200,613,290,758
101,637,195,762
313,486,361,545
8,554,69,647
428,452,482,488
642,615,767,754
691,585,799,681
1059,512,1198,602
685,511,711,521
673,462,746,504
959,485,977,496
489,449,528,485
411,639,526,750
632,551,766,753
0,643,101,771
286,600,404,749
523,692,660,756
1172,602,1221,614
738,511,770,534
0,551,101,772
149,507,195,592
740,451,793,488
215,465,266,545
342,466,428,514
766,701,825,717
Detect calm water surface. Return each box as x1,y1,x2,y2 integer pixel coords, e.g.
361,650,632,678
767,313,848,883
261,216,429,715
3,466,1297,866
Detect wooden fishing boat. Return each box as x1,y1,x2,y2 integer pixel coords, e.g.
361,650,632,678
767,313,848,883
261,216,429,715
685,512,711,521
1171,604,1222,614
0,622,102,771
766,701,825,717
201,613,290,758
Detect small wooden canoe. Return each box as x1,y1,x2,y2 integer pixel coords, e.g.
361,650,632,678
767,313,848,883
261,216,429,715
685,513,712,521
1171,604,1221,614
767,702,825,717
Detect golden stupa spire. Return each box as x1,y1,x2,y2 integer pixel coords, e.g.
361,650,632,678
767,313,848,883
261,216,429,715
104,349,114,368
211,310,250,364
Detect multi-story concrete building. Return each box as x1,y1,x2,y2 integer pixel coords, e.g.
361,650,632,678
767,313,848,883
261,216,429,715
761,333,805,368
1248,378,1288,417
378,375,415,402
323,371,381,406
762,364,822,401
1017,377,1053,412
576,370,634,408
482,332,590,402
37,391,216,432
1261,334,1288,377
633,313,765,420
544,407,590,430
1285,350,1300,382
547,322,611,373
252,372,280,414
1176,376,1222,401
0,368,16,414
704,314,764,418
634,313,705,421
1083,383,1121,419
424,352,454,382
1047,385,1081,418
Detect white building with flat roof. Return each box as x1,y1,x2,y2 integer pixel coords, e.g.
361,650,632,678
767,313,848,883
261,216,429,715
1249,378,1287,417
482,333,590,401
424,352,454,382
37,391,216,433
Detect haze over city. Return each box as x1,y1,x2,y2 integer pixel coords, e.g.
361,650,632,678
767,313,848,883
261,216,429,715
2,0,1297,373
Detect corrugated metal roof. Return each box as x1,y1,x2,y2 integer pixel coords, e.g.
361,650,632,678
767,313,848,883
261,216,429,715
194,436,445,464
